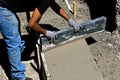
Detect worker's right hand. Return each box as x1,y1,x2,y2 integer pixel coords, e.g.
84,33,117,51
45,30,57,40
68,18,80,32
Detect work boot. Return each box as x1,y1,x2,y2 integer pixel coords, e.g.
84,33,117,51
25,77,33,80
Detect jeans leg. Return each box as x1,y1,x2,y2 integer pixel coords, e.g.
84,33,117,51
0,7,26,80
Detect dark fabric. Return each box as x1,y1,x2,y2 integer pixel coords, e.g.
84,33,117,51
37,0,50,14
0,2,5,7
0,0,23,12
49,0,61,15
0,0,43,12
84,0,117,32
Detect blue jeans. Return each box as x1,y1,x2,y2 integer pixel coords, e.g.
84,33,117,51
0,6,26,80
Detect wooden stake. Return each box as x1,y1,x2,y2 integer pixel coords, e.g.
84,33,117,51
26,11,33,22
73,0,77,20
30,11,33,18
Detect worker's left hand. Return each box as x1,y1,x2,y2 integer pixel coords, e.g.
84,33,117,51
45,30,57,40
68,18,80,32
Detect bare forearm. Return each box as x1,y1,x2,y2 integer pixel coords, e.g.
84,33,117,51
50,1,70,21
30,23,46,35
59,8,70,21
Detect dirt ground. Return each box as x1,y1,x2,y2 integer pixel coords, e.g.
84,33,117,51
1,0,120,80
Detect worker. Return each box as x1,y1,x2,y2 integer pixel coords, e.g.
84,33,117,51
0,0,80,80
84,0,117,33
0,1,33,80
28,0,80,40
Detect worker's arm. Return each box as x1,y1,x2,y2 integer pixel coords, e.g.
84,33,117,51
50,1,80,32
28,8,46,35
50,1,70,21
28,8,56,39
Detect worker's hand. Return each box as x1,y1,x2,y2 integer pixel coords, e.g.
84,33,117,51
45,30,57,40
68,18,80,32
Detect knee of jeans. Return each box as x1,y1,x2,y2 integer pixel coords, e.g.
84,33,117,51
11,19,19,30
7,18,19,36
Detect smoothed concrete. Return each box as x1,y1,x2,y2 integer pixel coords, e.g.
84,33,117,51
44,39,103,80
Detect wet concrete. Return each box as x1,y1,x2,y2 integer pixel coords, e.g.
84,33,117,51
44,39,103,80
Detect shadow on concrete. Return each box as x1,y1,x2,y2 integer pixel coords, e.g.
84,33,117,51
84,0,117,32
0,24,59,79
85,37,97,45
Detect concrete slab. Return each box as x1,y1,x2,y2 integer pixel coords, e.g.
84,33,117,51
43,39,103,80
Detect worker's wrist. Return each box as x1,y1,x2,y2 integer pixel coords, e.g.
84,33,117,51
68,18,76,26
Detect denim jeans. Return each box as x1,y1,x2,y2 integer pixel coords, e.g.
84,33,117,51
0,6,26,80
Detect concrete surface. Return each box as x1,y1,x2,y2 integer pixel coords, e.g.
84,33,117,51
43,39,103,80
